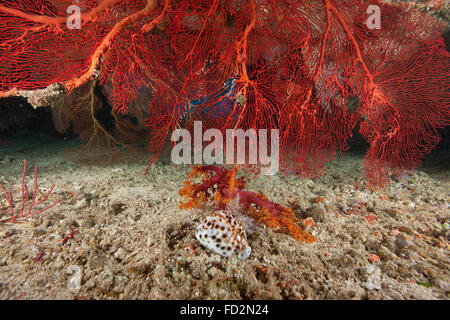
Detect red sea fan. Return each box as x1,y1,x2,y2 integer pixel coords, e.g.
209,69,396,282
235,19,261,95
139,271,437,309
0,0,448,186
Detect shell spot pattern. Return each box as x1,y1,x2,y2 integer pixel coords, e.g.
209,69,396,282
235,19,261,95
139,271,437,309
195,211,251,260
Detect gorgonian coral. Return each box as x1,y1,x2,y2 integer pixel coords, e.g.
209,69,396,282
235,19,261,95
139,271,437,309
0,0,448,185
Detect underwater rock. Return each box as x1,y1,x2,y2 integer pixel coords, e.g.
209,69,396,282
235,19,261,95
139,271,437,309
67,265,82,293
395,233,415,251
17,83,66,109
195,210,251,260
310,207,326,222
365,264,382,290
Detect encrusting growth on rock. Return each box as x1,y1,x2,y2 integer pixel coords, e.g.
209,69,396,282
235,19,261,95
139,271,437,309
179,165,317,243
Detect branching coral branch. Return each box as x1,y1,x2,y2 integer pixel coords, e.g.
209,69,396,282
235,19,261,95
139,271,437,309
0,0,126,68
323,0,396,121
281,0,332,137
0,0,124,25
324,0,375,89
0,0,164,94
179,0,219,67
232,0,257,129
0,160,60,223
141,0,169,33
65,0,161,91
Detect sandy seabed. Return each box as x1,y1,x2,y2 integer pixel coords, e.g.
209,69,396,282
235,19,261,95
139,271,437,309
0,136,448,300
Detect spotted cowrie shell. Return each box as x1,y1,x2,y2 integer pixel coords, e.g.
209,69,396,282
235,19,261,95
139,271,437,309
195,210,251,260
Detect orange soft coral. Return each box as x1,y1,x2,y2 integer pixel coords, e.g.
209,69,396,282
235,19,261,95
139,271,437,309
179,165,316,243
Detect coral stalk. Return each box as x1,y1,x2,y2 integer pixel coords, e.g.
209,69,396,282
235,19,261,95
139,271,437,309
0,160,60,223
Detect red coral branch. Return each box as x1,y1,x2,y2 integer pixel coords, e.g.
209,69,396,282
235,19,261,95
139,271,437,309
65,0,161,91
0,0,164,95
61,228,78,245
0,160,60,223
232,0,257,129
0,0,125,95
0,0,123,25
